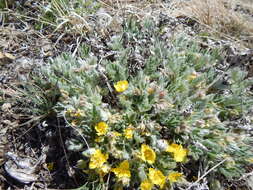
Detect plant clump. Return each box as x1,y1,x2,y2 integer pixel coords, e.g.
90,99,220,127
29,19,253,189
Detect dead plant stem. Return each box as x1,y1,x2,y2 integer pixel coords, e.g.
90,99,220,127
186,158,228,190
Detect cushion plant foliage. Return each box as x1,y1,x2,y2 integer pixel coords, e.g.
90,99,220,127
31,19,253,189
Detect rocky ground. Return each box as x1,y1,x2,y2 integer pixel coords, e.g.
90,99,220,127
0,0,253,189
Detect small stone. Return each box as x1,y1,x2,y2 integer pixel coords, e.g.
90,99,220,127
0,52,15,65
247,175,253,189
1,103,11,112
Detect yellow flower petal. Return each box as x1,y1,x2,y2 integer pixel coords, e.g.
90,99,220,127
174,148,187,162
73,109,85,117
66,108,74,115
140,179,153,190
111,160,131,179
141,144,156,164
148,168,166,188
166,143,188,162
114,80,129,93
89,149,108,169
111,131,122,138
168,172,183,183
124,128,133,139
95,122,109,136
166,143,181,153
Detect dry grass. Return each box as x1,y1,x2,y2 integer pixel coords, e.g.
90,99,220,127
174,0,253,46
97,0,173,34
237,0,253,13
99,0,177,21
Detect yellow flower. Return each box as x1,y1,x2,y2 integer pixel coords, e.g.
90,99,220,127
111,131,122,138
114,80,129,93
141,131,151,136
166,143,181,152
66,108,74,115
111,160,131,179
166,143,188,162
89,149,108,169
168,172,182,183
95,122,109,136
124,128,133,139
67,108,85,117
141,144,156,164
140,179,153,190
148,168,166,188
73,109,85,117
174,148,187,162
